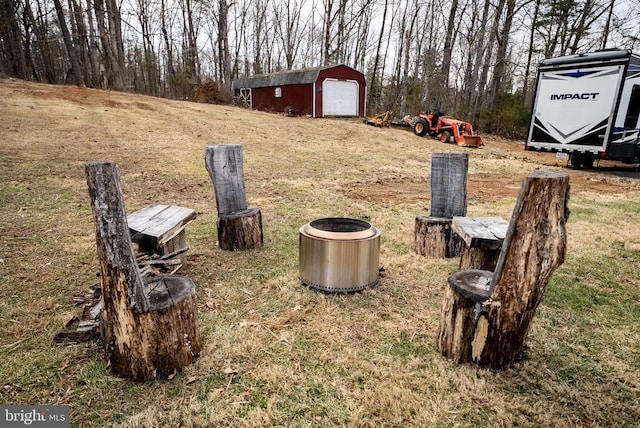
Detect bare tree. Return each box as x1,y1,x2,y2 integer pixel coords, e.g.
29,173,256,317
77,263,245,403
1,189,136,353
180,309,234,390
488,0,516,112
368,0,389,113
218,0,232,98
0,0,28,78
438,0,460,111
274,0,306,70
52,0,84,85
94,0,126,89
160,0,176,96
252,0,269,73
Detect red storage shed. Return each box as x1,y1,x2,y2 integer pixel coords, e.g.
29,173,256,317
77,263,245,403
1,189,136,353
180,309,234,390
232,64,366,118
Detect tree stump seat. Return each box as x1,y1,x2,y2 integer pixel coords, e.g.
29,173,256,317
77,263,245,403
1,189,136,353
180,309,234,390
451,216,508,270
414,153,468,258
437,170,570,370
205,145,263,251
127,204,197,265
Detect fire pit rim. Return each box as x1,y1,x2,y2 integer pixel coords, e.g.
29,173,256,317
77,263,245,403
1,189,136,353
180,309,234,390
303,217,377,241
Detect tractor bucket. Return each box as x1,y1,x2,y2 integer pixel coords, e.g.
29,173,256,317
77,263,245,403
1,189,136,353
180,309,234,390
458,135,483,147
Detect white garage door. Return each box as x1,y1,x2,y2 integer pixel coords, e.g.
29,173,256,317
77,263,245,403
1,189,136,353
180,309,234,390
323,79,359,116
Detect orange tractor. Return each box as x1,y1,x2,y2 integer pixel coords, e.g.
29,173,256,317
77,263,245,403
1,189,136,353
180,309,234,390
412,111,483,147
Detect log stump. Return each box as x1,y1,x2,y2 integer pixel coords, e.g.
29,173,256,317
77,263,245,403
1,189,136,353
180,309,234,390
414,216,463,258
217,207,263,250
437,170,569,369
86,161,201,381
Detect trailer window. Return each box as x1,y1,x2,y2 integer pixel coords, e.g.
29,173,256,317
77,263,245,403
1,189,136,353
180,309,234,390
624,84,640,128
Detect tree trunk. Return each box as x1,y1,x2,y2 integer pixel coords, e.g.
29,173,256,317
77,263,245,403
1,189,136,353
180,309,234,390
488,0,515,112
368,0,388,113
473,0,505,120
52,0,85,86
522,0,541,104
70,0,95,86
160,0,175,97
438,0,459,111
601,0,615,49
218,0,232,98
0,0,28,79
85,161,201,381
106,0,125,89
459,247,501,271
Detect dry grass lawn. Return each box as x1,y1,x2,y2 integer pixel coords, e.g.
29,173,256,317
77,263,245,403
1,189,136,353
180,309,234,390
1,77,639,427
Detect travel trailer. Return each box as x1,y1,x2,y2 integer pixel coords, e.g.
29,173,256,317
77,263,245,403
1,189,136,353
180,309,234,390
525,49,640,168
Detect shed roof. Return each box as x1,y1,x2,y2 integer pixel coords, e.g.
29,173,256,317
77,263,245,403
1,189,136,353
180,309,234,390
233,64,362,89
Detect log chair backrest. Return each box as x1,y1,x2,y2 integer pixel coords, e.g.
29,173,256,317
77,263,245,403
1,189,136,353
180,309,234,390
205,145,248,215
489,170,570,305
85,161,150,313
430,153,468,218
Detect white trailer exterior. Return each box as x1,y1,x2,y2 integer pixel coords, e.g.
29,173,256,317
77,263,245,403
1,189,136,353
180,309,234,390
525,49,640,168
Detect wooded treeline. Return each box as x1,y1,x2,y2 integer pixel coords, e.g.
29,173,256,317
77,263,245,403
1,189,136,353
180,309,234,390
1,0,638,136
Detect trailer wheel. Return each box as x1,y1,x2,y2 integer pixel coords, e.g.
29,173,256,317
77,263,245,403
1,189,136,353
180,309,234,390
570,155,582,168
440,130,452,144
570,153,594,168
413,118,428,137
582,157,594,168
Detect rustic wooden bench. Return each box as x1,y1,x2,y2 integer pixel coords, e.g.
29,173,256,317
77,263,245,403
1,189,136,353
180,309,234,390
452,216,508,270
127,204,197,265
437,170,570,369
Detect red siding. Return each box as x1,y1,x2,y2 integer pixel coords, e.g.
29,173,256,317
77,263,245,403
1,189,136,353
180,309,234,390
251,84,313,116
315,65,366,117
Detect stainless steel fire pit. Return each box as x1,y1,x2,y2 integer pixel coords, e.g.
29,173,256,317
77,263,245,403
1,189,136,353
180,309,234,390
299,217,381,292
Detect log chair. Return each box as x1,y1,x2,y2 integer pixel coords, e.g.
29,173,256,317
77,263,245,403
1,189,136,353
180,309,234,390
86,161,201,381
205,145,263,251
414,153,467,258
437,170,570,369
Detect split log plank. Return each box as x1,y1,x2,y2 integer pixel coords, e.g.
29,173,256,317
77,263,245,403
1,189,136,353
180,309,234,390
205,144,248,215
128,204,196,265
430,153,468,218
